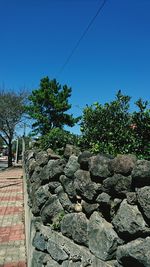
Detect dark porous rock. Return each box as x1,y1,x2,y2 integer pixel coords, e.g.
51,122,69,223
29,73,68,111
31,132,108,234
89,155,112,182
96,192,111,205
110,198,122,219
39,164,50,183
116,237,150,267
108,155,136,175
132,160,150,187
29,179,42,202
103,174,132,197
96,192,111,220
41,195,64,224
64,156,80,178
78,150,92,170
32,232,47,251
47,239,68,262
55,185,74,212
126,192,137,205
49,181,61,193
33,184,52,210
47,148,61,159
137,186,150,222
46,257,60,267
48,159,66,180
32,250,48,267
82,200,99,216
64,144,81,159
28,158,37,175
61,213,88,246
88,211,120,261
30,166,42,183
112,199,150,239
60,175,76,199
35,150,49,167
74,170,97,200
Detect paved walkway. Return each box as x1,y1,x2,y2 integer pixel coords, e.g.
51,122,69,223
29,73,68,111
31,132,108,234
0,167,26,267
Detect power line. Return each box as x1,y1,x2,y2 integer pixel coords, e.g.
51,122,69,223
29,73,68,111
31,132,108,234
56,0,107,77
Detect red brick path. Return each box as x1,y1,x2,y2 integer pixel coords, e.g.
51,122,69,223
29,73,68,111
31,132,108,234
0,167,26,267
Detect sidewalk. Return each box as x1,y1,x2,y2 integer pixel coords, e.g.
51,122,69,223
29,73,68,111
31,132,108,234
0,167,27,267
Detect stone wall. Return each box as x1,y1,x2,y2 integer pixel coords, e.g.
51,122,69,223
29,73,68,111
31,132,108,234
24,148,150,267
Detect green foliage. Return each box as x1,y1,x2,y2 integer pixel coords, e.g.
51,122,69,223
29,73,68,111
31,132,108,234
51,211,65,230
80,91,150,159
39,128,80,154
26,77,80,135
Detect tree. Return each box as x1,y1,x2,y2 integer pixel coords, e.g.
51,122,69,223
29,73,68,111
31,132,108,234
0,90,26,167
80,91,150,159
26,77,80,135
80,91,133,155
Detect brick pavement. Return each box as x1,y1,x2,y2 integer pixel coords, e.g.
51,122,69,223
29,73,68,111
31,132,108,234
0,167,26,267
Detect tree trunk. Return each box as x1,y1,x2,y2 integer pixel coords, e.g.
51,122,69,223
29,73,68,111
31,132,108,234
8,141,13,167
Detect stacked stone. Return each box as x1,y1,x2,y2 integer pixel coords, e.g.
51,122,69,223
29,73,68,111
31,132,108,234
24,147,150,267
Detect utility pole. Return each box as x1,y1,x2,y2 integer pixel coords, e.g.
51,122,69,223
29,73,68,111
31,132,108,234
15,138,19,165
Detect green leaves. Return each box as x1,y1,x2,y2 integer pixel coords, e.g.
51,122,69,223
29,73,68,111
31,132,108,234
26,77,80,135
80,91,150,159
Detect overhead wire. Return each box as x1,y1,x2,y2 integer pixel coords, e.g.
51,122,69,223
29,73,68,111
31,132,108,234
56,0,107,77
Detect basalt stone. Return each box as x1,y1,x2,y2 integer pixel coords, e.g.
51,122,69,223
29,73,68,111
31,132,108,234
28,158,37,175
116,237,150,267
126,192,137,205
33,184,52,209
64,156,80,178
49,181,61,193
32,232,47,251
110,198,122,219
78,151,92,170
30,166,42,183
112,199,150,239
60,175,76,198
32,250,48,267
41,195,64,224
64,144,81,159
108,155,136,175
96,192,111,205
88,212,120,261
48,159,66,180
137,186,150,222
55,185,74,212
103,174,132,197
132,160,150,187
82,200,99,216
47,148,61,160
74,170,97,200
46,258,60,267
89,155,112,181
35,150,49,167
61,213,88,246
47,240,68,262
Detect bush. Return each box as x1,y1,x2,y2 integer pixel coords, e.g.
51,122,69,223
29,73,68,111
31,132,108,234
39,128,80,154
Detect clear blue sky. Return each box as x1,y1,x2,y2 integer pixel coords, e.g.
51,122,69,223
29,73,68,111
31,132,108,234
0,0,150,134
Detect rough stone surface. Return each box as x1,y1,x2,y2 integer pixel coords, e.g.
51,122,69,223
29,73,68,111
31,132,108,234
61,213,88,246
112,199,150,239
60,175,76,198
108,155,136,175
132,160,150,187
137,186,150,222
47,239,69,261
103,174,132,197
64,156,80,178
116,237,150,267
35,150,49,167
88,212,120,261
82,201,99,216
78,151,92,170
64,144,80,159
41,195,64,224
126,192,137,205
89,155,112,181
32,232,47,251
74,170,97,200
